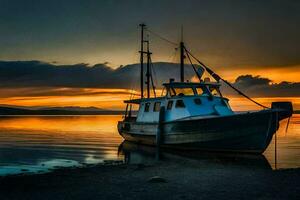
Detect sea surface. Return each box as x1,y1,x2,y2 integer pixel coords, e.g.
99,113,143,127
0,114,299,176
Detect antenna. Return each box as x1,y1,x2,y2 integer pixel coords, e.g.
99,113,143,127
181,25,183,42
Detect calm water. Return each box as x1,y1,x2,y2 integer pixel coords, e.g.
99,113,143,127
0,114,299,176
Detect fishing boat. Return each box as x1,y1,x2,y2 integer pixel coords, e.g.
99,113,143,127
117,24,293,154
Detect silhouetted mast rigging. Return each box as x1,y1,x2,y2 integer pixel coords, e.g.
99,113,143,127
139,24,156,99
145,40,152,98
144,26,268,108
139,24,145,98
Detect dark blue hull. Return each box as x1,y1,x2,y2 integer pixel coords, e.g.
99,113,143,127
118,109,283,154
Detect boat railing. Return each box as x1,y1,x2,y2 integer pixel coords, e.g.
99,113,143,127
124,116,137,122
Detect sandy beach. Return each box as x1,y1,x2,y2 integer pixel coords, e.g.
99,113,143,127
1,153,300,200
0,115,299,200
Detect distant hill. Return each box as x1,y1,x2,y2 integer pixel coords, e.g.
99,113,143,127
0,105,297,115
0,106,124,115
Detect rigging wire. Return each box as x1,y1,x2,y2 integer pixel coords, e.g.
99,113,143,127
149,57,157,97
129,64,140,100
144,28,179,97
139,27,268,109
170,47,179,63
141,27,268,109
184,47,269,109
150,68,157,97
184,48,202,82
146,28,178,46
130,26,293,155
128,34,143,100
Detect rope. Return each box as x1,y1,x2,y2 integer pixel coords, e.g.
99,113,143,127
184,47,269,109
184,48,202,81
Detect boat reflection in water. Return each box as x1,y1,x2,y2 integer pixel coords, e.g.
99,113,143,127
118,141,272,170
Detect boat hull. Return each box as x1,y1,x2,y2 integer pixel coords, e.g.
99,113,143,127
118,110,282,154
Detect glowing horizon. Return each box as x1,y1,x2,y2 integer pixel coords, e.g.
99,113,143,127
0,87,299,111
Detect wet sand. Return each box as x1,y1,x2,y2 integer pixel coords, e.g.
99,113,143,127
1,158,300,200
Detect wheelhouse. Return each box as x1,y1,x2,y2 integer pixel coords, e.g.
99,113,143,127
163,81,223,98
123,81,233,123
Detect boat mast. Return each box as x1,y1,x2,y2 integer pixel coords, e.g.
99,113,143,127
146,40,152,98
139,24,146,98
180,26,185,82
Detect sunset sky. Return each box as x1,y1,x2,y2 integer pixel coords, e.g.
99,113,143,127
0,0,299,110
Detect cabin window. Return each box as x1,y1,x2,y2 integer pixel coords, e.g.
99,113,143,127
175,100,185,108
153,102,161,112
167,101,173,110
173,88,195,96
194,98,202,105
144,103,150,112
195,87,205,95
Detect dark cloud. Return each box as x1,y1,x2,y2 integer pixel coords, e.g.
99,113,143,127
0,60,299,97
0,60,197,89
222,75,300,97
235,75,271,87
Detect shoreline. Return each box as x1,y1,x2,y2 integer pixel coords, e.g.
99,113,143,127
1,157,300,200
0,111,298,116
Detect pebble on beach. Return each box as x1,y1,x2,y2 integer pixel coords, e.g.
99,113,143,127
147,176,167,183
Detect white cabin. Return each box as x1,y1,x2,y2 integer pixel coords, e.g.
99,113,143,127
125,81,234,123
